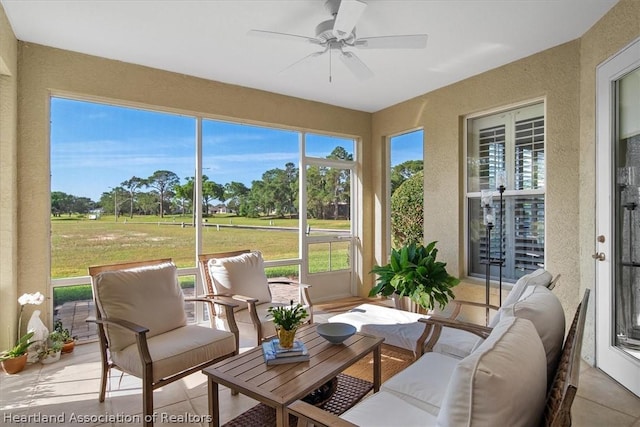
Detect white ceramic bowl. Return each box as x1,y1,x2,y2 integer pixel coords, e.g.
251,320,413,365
317,322,357,344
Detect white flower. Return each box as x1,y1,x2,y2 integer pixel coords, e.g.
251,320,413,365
18,292,45,306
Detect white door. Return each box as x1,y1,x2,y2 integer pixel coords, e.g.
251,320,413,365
595,36,640,397
299,137,357,302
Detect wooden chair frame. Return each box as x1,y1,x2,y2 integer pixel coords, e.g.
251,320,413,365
87,258,240,427
198,249,313,345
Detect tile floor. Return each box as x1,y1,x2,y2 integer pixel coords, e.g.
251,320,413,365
1,310,639,426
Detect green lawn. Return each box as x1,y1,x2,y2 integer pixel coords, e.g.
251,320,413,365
51,214,350,278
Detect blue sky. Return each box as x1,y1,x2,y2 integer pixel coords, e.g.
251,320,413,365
50,97,422,202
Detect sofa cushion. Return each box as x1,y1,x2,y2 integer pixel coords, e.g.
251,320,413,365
341,390,437,427
112,325,236,382
93,261,187,352
489,268,553,328
207,251,272,309
381,351,459,415
436,316,547,427
501,285,565,383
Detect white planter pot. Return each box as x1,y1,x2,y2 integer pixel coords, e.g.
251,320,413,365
40,350,61,364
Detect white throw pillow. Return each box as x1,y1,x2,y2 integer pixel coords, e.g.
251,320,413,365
207,250,272,309
94,261,187,352
501,285,565,383
489,268,553,328
436,317,547,427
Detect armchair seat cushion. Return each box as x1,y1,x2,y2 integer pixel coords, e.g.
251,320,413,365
381,351,459,415
112,325,236,383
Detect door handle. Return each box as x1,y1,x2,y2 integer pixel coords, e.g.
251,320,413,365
592,252,606,261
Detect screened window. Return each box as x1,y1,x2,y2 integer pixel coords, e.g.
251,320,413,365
467,103,545,282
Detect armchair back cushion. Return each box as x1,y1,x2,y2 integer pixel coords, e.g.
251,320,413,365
207,250,272,309
93,261,187,351
437,316,547,427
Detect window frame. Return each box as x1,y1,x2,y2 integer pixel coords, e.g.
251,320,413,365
464,98,547,283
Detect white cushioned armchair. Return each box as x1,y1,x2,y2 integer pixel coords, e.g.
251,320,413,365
199,249,313,346
88,259,239,427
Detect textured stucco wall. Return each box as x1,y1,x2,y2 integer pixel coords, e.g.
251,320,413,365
373,40,581,329
578,0,640,365
0,4,18,350
10,42,371,347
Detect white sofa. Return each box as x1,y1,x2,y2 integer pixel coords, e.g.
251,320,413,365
289,289,589,427
295,316,548,426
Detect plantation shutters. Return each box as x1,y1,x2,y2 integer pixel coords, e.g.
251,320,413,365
467,102,545,282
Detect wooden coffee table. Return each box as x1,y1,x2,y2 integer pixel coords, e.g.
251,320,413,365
203,323,384,427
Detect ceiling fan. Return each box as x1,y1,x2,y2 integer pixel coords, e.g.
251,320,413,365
248,0,428,81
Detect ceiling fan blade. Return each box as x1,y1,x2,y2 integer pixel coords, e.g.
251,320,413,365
333,0,367,40
339,51,373,80
280,50,327,74
248,29,322,45
355,34,428,49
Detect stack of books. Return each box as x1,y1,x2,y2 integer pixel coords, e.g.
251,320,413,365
262,339,310,365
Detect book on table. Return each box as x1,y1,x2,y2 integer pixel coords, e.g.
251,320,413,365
262,339,309,365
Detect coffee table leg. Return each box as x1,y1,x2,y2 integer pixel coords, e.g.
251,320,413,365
208,377,220,427
276,405,289,427
373,345,381,392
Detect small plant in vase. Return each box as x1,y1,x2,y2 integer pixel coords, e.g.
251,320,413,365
267,300,309,349
0,332,35,374
53,320,76,353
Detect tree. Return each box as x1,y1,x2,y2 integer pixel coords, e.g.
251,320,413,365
391,160,423,195
224,181,249,213
391,170,424,247
202,176,224,215
120,176,144,218
145,170,179,218
174,179,194,216
260,164,297,217
51,191,74,217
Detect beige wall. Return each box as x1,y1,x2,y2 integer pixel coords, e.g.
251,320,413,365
373,39,582,328
10,42,371,348
0,5,18,350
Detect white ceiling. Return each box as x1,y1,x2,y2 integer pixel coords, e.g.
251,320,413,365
1,0,618,113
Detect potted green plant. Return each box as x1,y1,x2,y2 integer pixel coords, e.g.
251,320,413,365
53,320,76,353
267,300,309,348
0,332,35,374
369,241,460,312
39,331,64,364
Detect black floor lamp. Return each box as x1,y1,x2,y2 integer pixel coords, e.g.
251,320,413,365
481,172,507,326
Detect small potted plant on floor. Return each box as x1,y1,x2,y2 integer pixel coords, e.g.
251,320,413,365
53,320,76,353
0,332,35,374
369,241,460,312
39,331,64,364
268,300,309,348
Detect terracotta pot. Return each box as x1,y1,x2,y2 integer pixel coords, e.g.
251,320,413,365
1,353,28,374
61,341,75,353
276,327,297,349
